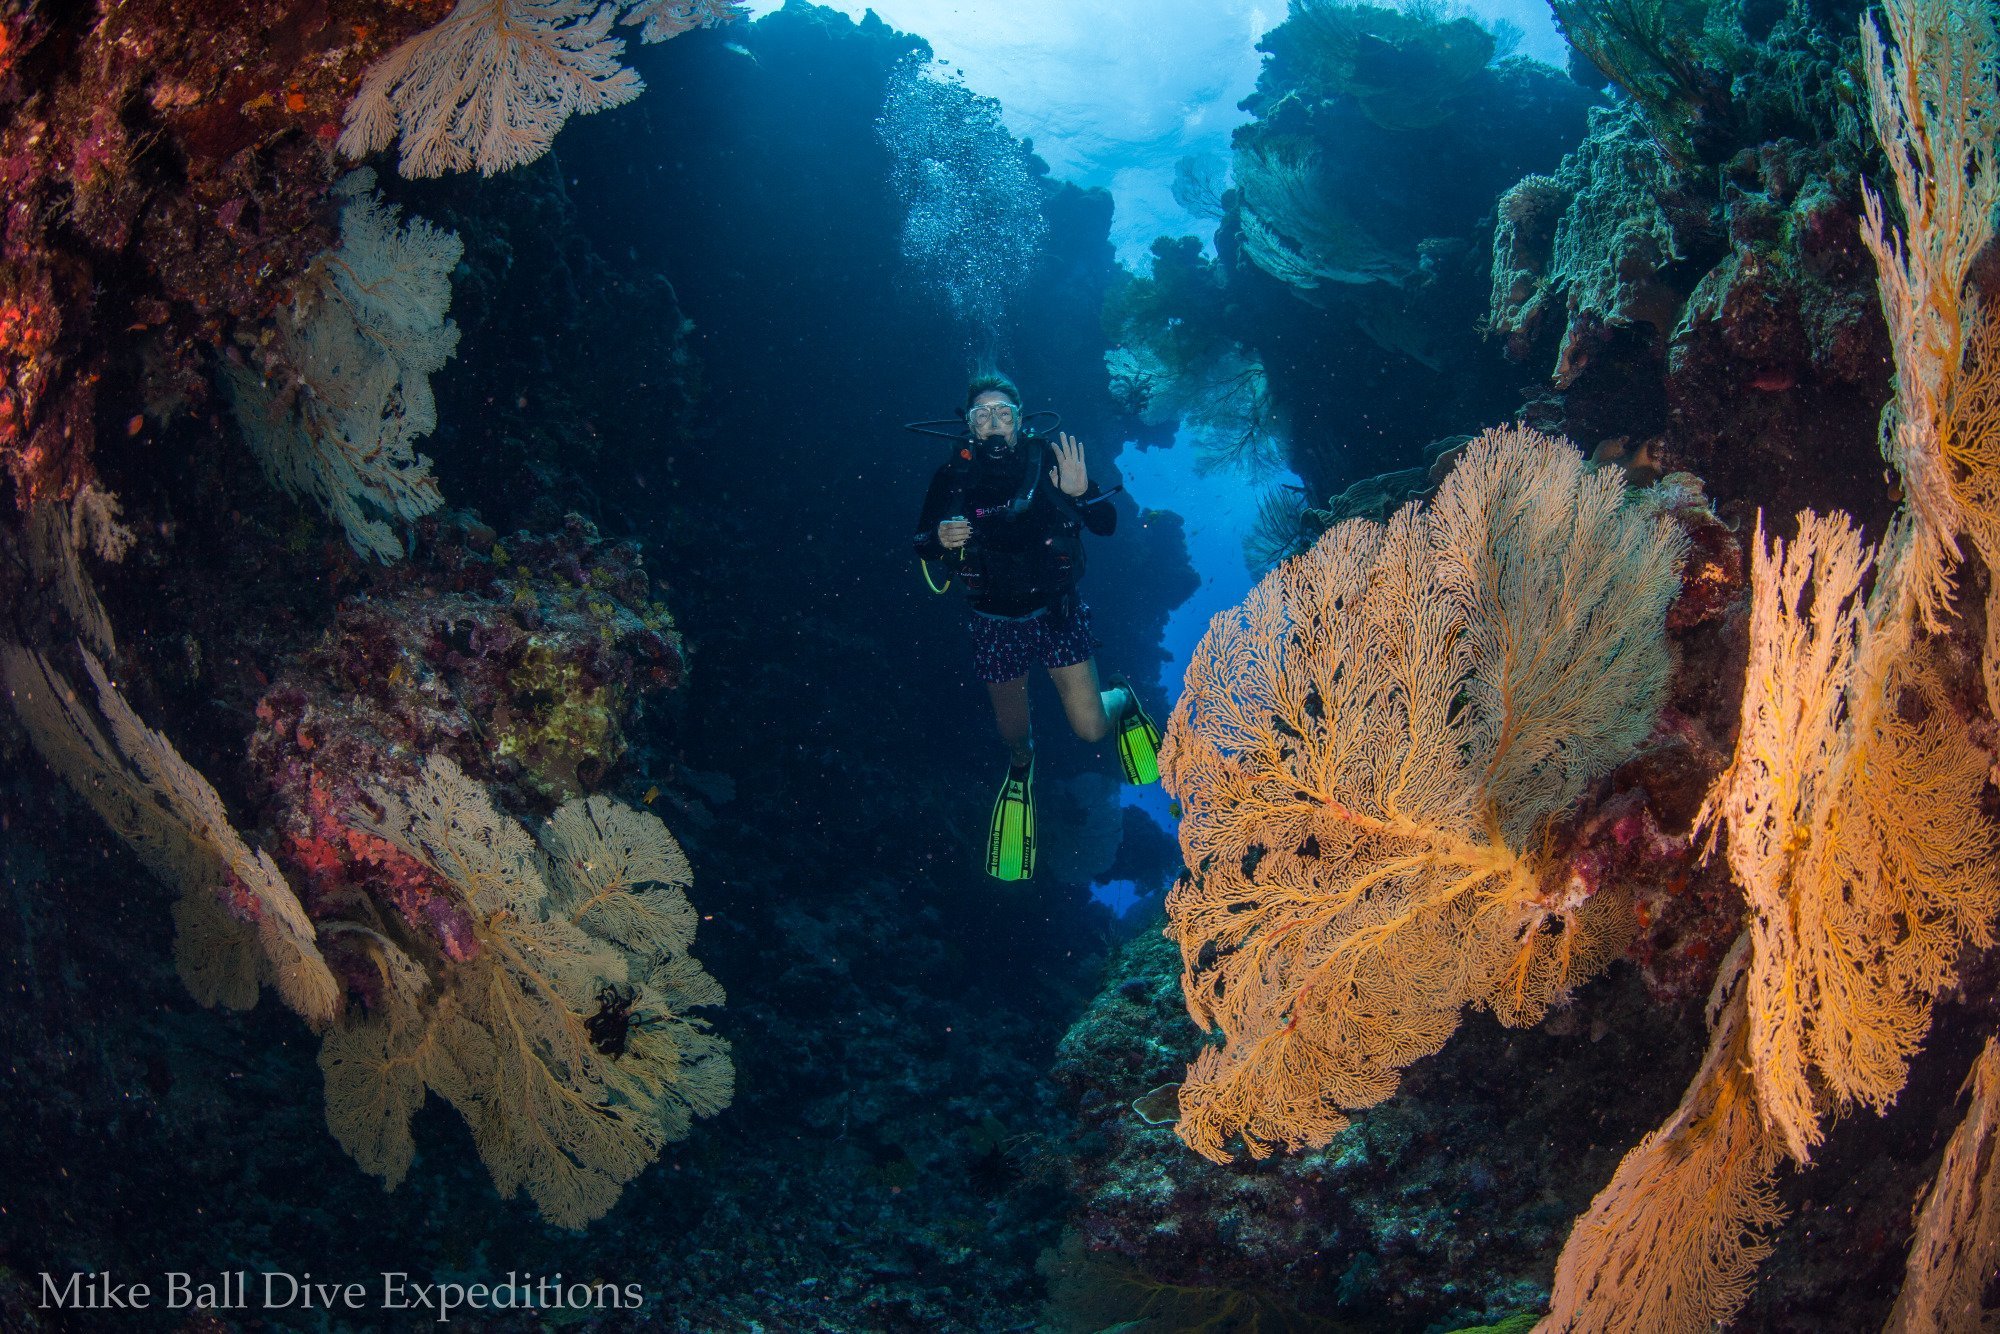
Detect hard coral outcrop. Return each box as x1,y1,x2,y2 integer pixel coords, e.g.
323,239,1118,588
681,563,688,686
1491,2,1892,526
0,0,458,509
250,511,685,856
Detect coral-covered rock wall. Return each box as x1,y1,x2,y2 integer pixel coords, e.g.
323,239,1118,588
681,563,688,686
0,0,452,510
1049,1,2000,1328
0,3,1191,1327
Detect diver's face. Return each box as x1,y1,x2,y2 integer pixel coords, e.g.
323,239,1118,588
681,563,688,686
968,393,1019,445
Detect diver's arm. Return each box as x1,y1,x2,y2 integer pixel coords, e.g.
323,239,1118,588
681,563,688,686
1079,483,1117,536
1036,475,1118,536
913,466,955,559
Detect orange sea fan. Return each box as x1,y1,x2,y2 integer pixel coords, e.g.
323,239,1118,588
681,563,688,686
1161,424,1684,1163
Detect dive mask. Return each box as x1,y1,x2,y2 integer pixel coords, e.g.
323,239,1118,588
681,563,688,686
967,402,1019,430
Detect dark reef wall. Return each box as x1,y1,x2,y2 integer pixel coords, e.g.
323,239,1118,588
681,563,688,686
1,3,1195,1330
0,0,453,511
1495,0,1897,530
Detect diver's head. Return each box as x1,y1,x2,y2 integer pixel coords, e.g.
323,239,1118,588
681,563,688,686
964,373,1023,452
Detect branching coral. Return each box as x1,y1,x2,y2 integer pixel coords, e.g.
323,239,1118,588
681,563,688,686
1108,343,1281,477
1242,484,1312,574
24,484,133,655
1550,508,1995,1330
1,643,340,1027
1666,0,2000,1187
339,0,742,179
540,792,709,974
1161,425,1683,1162
483,1,625,133
224,174,461,562
322,755,730,1229
620,0,745,45
1530,5,2000,1324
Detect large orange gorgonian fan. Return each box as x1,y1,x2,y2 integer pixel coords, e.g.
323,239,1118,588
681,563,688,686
1160,424,1685,1163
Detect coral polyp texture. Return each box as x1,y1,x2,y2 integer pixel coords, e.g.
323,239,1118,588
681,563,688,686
249,514,684,820
1159,424,1685,1163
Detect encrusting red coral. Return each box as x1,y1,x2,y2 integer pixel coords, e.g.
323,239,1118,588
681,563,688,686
0,273,69,503
0,0,453,509
249,513,685,989
285,768,479,964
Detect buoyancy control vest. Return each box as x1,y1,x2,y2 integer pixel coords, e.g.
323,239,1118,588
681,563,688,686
925,433,1090,616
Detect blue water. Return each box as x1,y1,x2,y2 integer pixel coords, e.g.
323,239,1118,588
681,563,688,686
1091,429,1300,916
743,0,1567,260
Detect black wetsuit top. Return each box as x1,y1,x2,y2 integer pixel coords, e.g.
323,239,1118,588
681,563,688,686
912,434,1117,617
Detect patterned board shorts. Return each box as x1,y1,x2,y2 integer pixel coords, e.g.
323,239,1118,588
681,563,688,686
969,599,1096,684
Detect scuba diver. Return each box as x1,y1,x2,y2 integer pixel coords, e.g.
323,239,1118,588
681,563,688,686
911,372,1162,881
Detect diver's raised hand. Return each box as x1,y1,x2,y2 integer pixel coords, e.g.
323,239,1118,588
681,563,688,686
938,516,972,551
1050,433,1088,497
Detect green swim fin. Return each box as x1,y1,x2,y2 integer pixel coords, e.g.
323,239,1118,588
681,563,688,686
986,756,1036,881
1111,676,1162,786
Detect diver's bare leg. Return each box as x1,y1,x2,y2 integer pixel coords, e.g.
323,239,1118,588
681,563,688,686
1048,658,1125,743
986,676,1034,768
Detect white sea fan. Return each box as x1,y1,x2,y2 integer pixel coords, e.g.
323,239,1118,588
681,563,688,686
339,0,645,179
1,643,340,1028
227,181,462,561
